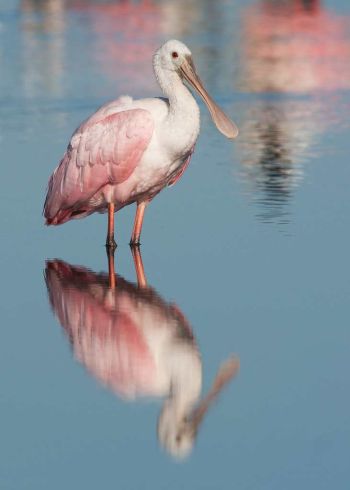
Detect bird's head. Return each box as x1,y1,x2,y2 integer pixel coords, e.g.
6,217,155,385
154,39,238,139
157,401,196,460
154,39,192,72
157,356,240,460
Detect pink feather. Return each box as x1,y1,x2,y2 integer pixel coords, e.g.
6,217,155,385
44,106,154,225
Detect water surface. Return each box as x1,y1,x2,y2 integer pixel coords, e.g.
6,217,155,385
1,1,349,489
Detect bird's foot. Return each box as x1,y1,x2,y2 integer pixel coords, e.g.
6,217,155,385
105,236,117,250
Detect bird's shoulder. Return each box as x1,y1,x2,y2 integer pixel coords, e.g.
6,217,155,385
68,96,167,147
73,96,153,139
65,98,154,168
133,97,170,122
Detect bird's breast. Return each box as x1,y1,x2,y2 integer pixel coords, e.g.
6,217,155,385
162,105,200,159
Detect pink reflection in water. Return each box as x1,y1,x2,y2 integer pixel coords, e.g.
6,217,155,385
236,0,350,223
45,256,238,459
45,259,197,401
241,0,350,93
19,0,201,97
68,0,163,94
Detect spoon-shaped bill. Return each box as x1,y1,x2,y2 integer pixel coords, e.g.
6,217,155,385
189,356,240,434
180,57,239,139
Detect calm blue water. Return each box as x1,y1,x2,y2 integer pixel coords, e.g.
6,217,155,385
1,0,349,488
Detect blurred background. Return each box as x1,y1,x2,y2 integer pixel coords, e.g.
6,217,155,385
0,0,349,488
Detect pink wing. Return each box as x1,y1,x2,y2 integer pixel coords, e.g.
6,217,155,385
44,107,154,225
45,260,157,399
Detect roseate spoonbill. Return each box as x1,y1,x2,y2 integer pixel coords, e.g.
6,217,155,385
43,39,238,247
44,249,239,458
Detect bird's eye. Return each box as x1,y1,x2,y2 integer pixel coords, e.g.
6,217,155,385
172,51,179,59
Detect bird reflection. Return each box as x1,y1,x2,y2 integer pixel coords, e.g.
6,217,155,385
238,0,350,223
44,249,239,459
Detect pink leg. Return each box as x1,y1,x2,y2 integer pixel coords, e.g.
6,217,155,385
106,203,117,249
131,246,147,288
107,248,116,289
130,201,148,246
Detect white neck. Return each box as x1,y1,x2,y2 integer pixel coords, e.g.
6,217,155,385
154,66,189,102
153,63,200,151
155,66,194,110
162,346,202,423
